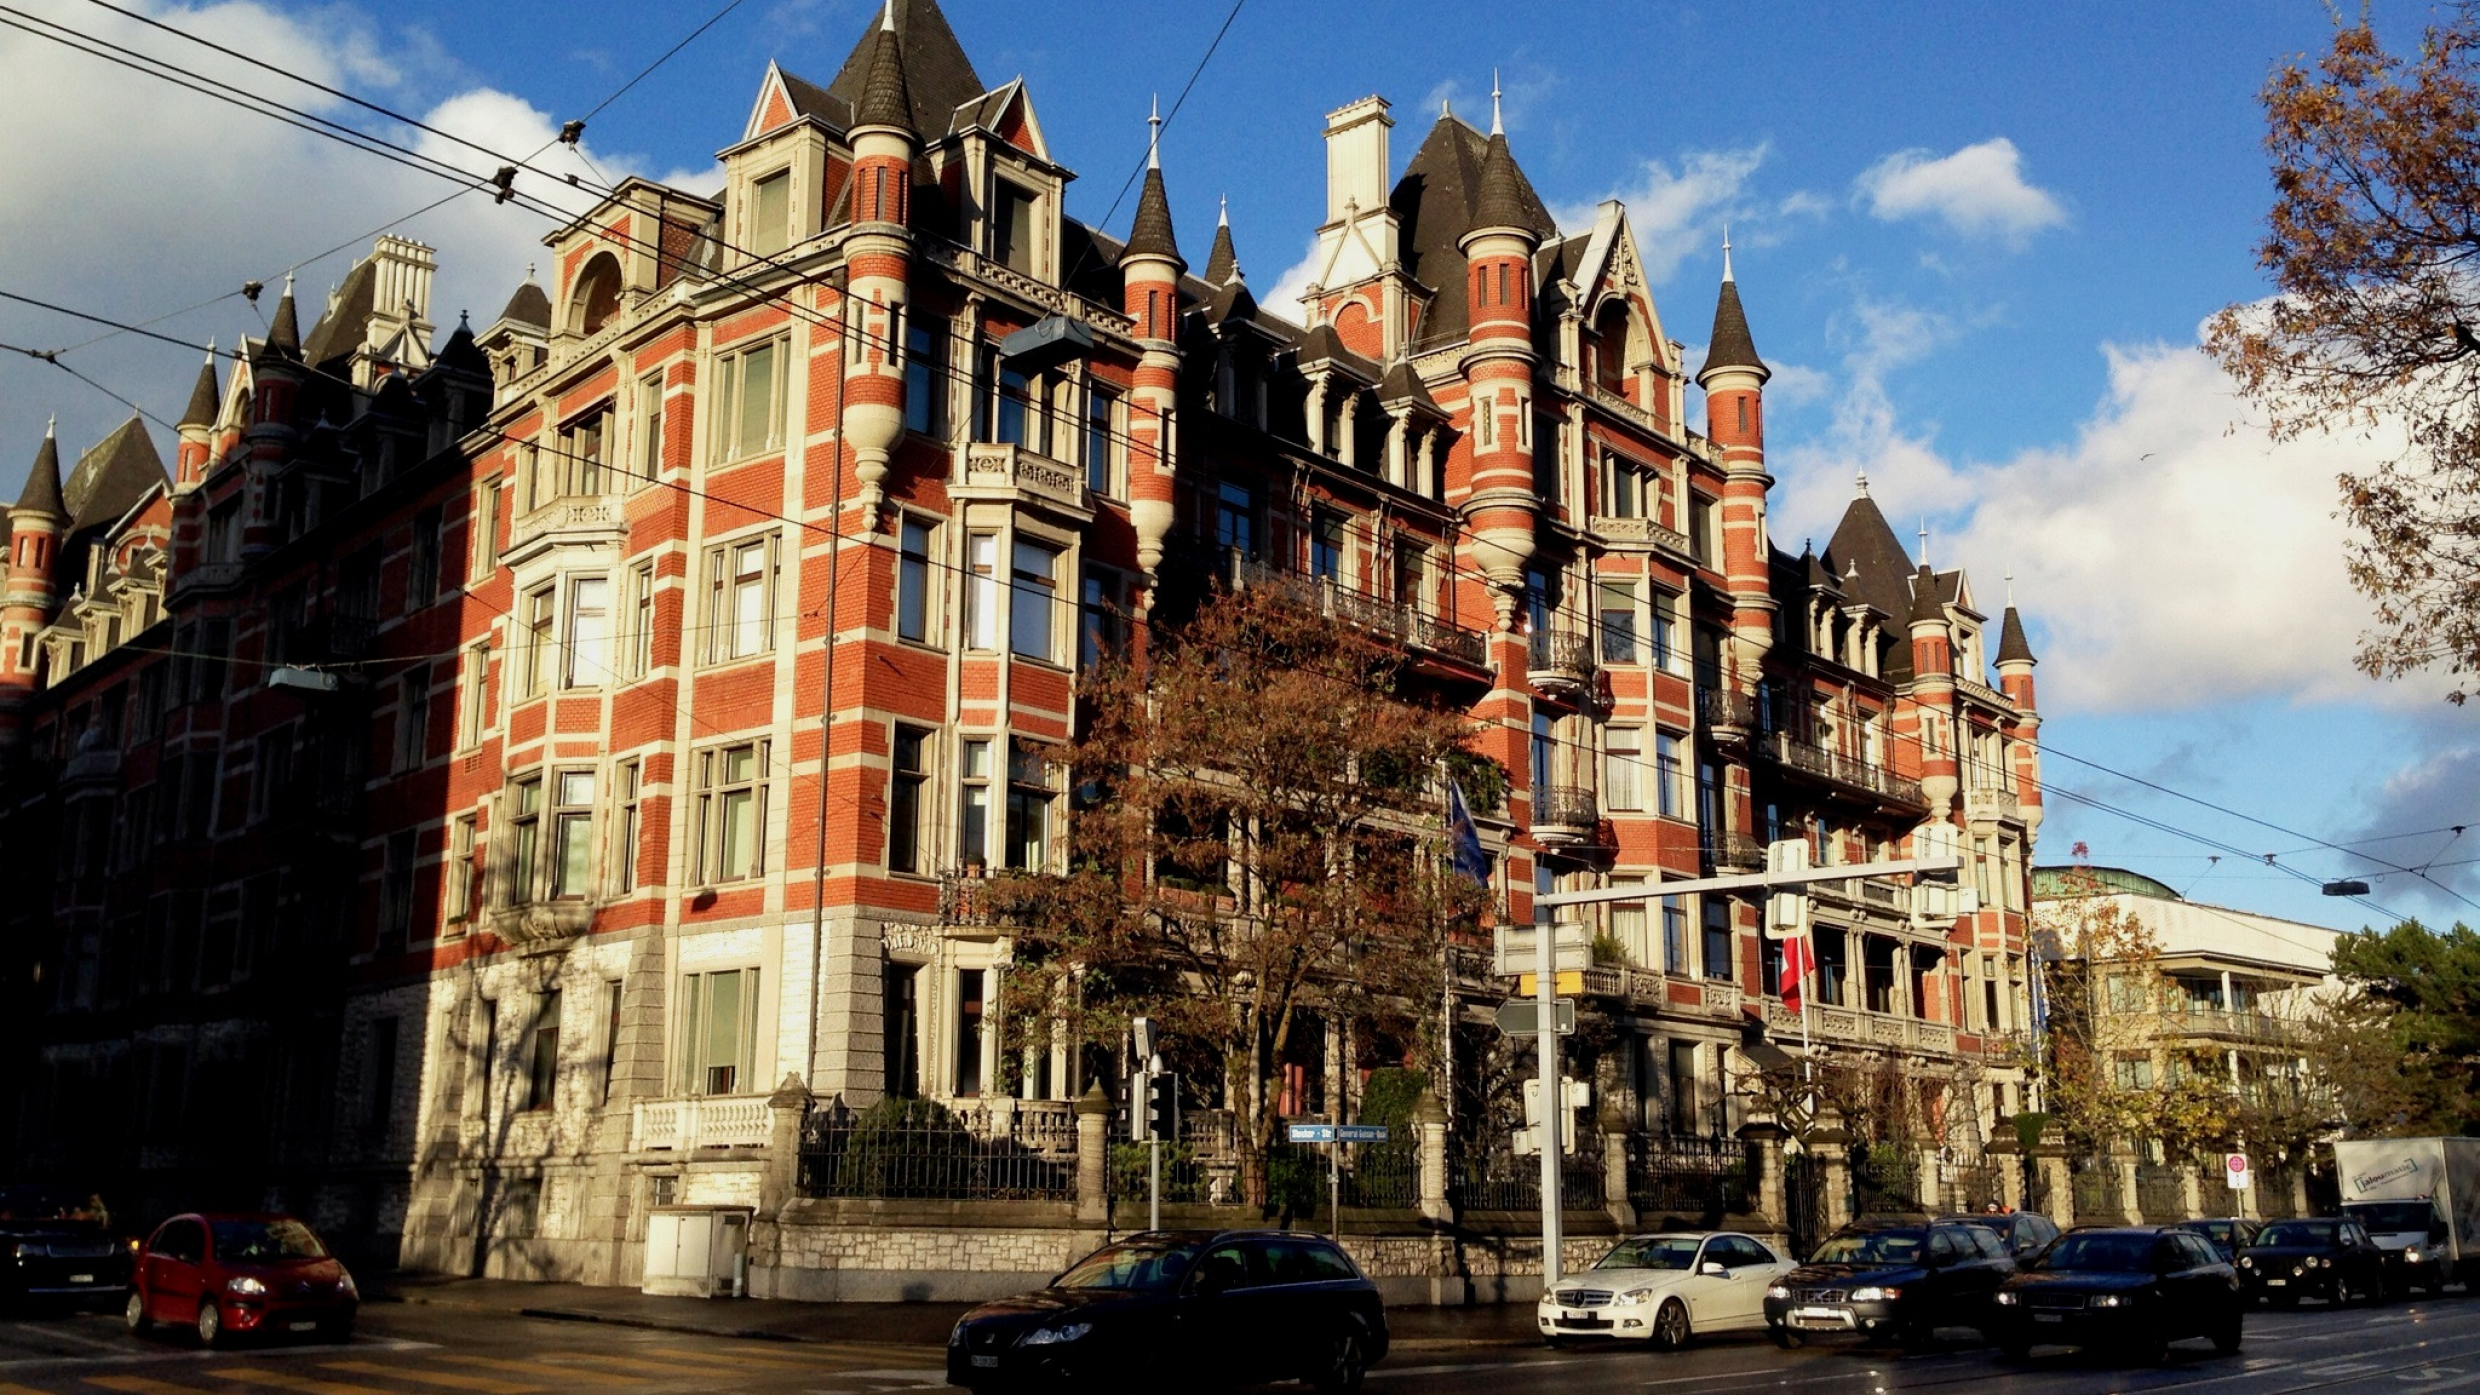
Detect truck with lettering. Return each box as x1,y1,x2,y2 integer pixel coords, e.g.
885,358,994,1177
2330,1138,2480,1294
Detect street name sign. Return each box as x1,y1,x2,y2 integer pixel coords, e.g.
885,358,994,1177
1494,998,1577,1036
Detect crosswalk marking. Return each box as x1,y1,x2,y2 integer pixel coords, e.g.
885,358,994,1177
86,1378,201,1395
530,1353,745,1379
319,1364,538,1395
429,1357,649,1385
642,1347,816,1370
208,1367,394,1395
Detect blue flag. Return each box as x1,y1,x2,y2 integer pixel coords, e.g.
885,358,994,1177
2028,942,2049,1039
1446,779,1491,887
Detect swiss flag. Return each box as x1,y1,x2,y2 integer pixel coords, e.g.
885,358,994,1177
1780,933,1814,1016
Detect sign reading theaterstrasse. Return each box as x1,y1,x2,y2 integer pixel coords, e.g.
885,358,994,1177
1287,1124,1390,1144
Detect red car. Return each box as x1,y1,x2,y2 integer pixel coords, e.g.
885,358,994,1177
125,1213,357,1346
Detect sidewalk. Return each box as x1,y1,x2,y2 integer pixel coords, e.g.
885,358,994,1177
378,1274,1543,1351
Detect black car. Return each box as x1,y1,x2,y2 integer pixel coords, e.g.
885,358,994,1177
1763,1219,2015,1351
0,1188,131,1308
1992,1226,2242,1363
1936,1211,2062,1262
2236,1218,2389,1306
2174,1218,2262,1262
948,1230,1387,1391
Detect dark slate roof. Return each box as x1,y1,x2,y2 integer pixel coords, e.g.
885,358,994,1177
432,317,490,377
1378,358,1441,412
301,259,377,369
14,427,65,520
822,0,984,140
778,68,842,123
1390,112,1556,347
262,283,302,361
1123,167,1182,266
1297,324,1378,380
1821,492,1917,624
1470,131,1530,234
1908,564,1948,627
63,417,165,535
1697,276,1767,381
851,14,913,132
179,355,220,429
500,278,552,330
1997,606,2036,665
1203,215,1239,288
1803,545,1841,596
1199,277,1257,325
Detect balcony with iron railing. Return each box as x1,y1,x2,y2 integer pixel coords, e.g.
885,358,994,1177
1754,730,1926,809
1527,629,1597,701
1532,784,1599,848
1705,832,1767,872
1223,552,1490,669
958,442,1092,518
1697,687,1758,739
2155,1008,2301,1049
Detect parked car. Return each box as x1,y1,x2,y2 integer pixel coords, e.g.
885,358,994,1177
1762,1218,2016,1351
1537,1231,1794,1350
1991,1226,2241,1363
126,1214,357,1346
1936,1211,2062,1262
0,1187,132,1308
2175,1218,2263,1262
947,1230,1386,1391
2236,1218,2389,1306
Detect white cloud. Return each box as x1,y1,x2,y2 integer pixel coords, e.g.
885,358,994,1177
1261,235,1325,328
1554,144,1778,283
1854,137,2065,245
0,0,707,486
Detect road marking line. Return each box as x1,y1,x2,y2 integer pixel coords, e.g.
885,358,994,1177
430,1357,656,1385
207,1368,393,1395
321,1363,538,1395
88,1378,205,1395
12,1322,127,1353
534,1352,756,1378
641,1346,826,1370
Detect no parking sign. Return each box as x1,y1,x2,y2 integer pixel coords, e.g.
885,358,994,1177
2226,1152,2253,1190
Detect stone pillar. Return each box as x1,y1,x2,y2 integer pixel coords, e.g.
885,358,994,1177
1738,1119,1789,1244
1989,1137,2027,1212
2033,1122,2073,1225
1812,1109,1855,1231
1414,1091,1452,1226
1917,1145,1943,1214
2179,1164,2204,1220
760,1074,813,1214
2289,1167,2310,1220
1075,1084,1111,1226
2111,1145,2144,1227
1604,1132,1635,1230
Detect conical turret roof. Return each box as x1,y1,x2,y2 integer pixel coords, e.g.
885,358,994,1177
262,278,302,362
499,275,552,330
1698,258,1767,382
1909,564,1947,627
1123,166,1182,266
179,351,220,429
822,0,982,140
1203,198,1239,287
852,5,913,132
14,421,65,521
1997,606,2036,665
1470,131,1533,237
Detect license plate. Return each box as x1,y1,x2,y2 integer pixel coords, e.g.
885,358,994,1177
1564,1311,1587,1321
970,1355,999,1368
2265,1279,2286,1287
289,1321,319,1332
1794,1307,1841,1320
2035,1313,2064,1324
68,1274,93,1284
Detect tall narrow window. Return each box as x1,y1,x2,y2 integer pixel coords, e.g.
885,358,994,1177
1086,386,1119,495
599,978,625,1103
614,760,641,894
896,518,934,643
379,829,416,952
888,725,929,875
1606,459,1638,518
635,373,665,482
562,412,606,497
523,989,562,1111
953,968,985,1097
1010,538,1061,662
409,505,444,606
510,777,543,904
958,738,992,868
1598,580,1639,664
1394,544,1429,612
551,770,595,899
750,169,791,257
904,316,947,436
680,968,759,1095
449,813,480,929
722,340,783,459
883,965,920,1098
1310,513,1344,582
627,561,656,678
708,536,777,662
469,480,502,580
395,666,430,773
1005,740,1053,871
1662,897,1690,976
995,363,1032,447
1653,733,1682,819
1214,481,1255,559
964,534,999,649
1650,591,1678,673
566,576,611,687
521,586,555,697
1605,729,1642,812
695,742,769,883
1080,569,1126,670
991,181,1038,273
458,643,491,748
1701,898,1735,984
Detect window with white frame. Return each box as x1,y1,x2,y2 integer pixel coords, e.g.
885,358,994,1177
749,168,791,258
458,643,491,748
692,741,770,883
706,535,779,663
566,576,611,687
395,666,430,773
896,517,935,644
448,813,479,930
614,760,642,894
1598,580,1639,664
470,479,503,580
1010,538,1063,662
1004,739,1057,871
718,338,786,461
958,737,992,868
520,586,554,697
521,989,562,1111
626,561,656,678
550,769,596,899
1605,728,1642,812
991,179,1039,274
1653,732,1683,819
888,725,930,875
963,533,999,649
679,966,760,1095
634,372,665,483
508,776,542,905
1086,384,1120,496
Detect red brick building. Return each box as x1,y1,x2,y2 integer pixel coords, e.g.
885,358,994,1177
0,0,2045,1284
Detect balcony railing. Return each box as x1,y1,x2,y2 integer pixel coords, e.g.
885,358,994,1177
2157,1008,2298,1047
509,496,627,554
1527,630,1597,698
1589,514,1696,561
632,1094,773,1151
959,442,1089,515
1224,554,1490,669
1697,688,1758,735
1759,1000,1963,1055
1706,833,1767,872
1532,784,1599,846
1755,731,1925,808
1963,784,2022,824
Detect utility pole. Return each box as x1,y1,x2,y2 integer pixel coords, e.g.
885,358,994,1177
1537,910,1562,1291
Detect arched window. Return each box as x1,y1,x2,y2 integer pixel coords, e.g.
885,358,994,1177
1593,302,1632,395
571,253,624,337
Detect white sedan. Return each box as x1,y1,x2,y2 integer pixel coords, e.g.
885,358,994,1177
1538,1232,1798,1350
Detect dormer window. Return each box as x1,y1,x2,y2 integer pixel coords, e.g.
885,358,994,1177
991,180,1039,275
749,169,792,258
571,254,623,337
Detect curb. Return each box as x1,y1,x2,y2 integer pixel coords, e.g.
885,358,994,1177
392,1291,944,1350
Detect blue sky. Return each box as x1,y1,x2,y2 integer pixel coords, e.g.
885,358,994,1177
2,0,2474,932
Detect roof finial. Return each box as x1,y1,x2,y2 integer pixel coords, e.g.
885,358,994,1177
1853,468,1869,498
1490,70,1503,136
1219,193,1229,228
282,271,295,296
1722,224,1735,283
204,337,216,361
1441,92,1452,119
2006,569,2016,607
1918,519,1930,566
525,262,537,282
45,414,56,439
1148,94,1163,171
881,0,896,32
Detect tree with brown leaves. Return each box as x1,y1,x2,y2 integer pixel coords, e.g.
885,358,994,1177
2208,8,2480,700
981,580,1491,1204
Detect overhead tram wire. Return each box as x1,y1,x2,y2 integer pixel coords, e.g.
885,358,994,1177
1062,0,1250,287
2044,780,2410,926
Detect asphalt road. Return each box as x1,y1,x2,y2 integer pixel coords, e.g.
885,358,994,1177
0,1288,2469,1394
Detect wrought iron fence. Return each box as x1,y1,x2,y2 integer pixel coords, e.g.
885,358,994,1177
1939,1154,2006,1214
2136,1165,2187,1223
2070,1161,2123,1221
1449,1135,1604,1212
1851,1143,1920,1215
796,1101,1075,1202
1625,1135,1750,1225
1785,1151,1829,1261
1104,1113,1415,1216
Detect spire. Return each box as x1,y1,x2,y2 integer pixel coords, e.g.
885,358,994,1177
1470,124,1530,235
852,1,913,132
1853,469,1869,498
1147,93,1162,171
1204,195,1241,287
1997,602,2037,665
1918,519,1930,567
1695,243,1767,383
1490,69,1503,135
1910,563,1946,627
1722,224,1735,282
1122,99,1183,267
179,343,220,428
263,273,301,361
14,419,65,521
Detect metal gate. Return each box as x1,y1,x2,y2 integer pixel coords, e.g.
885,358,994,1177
1852,1143,1920,1216
1785,1151,1830,1261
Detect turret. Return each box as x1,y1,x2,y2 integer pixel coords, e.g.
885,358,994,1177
0,420,69,756
1121,100,1185,589
1908,562,1959,816
244,276,305,558
175,345,220,491
1696,234,1775,687
842,0,917,530
1457,80,1541,627
1995,583,2043,837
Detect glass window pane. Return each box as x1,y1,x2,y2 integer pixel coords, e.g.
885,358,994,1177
1010,540,1058,660
720,788,754,878
736,343,777,455
898,520,931,642
966,534,998,649
702,970,742,1093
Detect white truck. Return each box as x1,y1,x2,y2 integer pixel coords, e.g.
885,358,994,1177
2330,1138,2480,1295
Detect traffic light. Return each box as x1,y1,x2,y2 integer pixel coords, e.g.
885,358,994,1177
1765,838,1811,939
1913,822,1968,927
1517,1076,1589,1156
1145,1071,1178,1143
